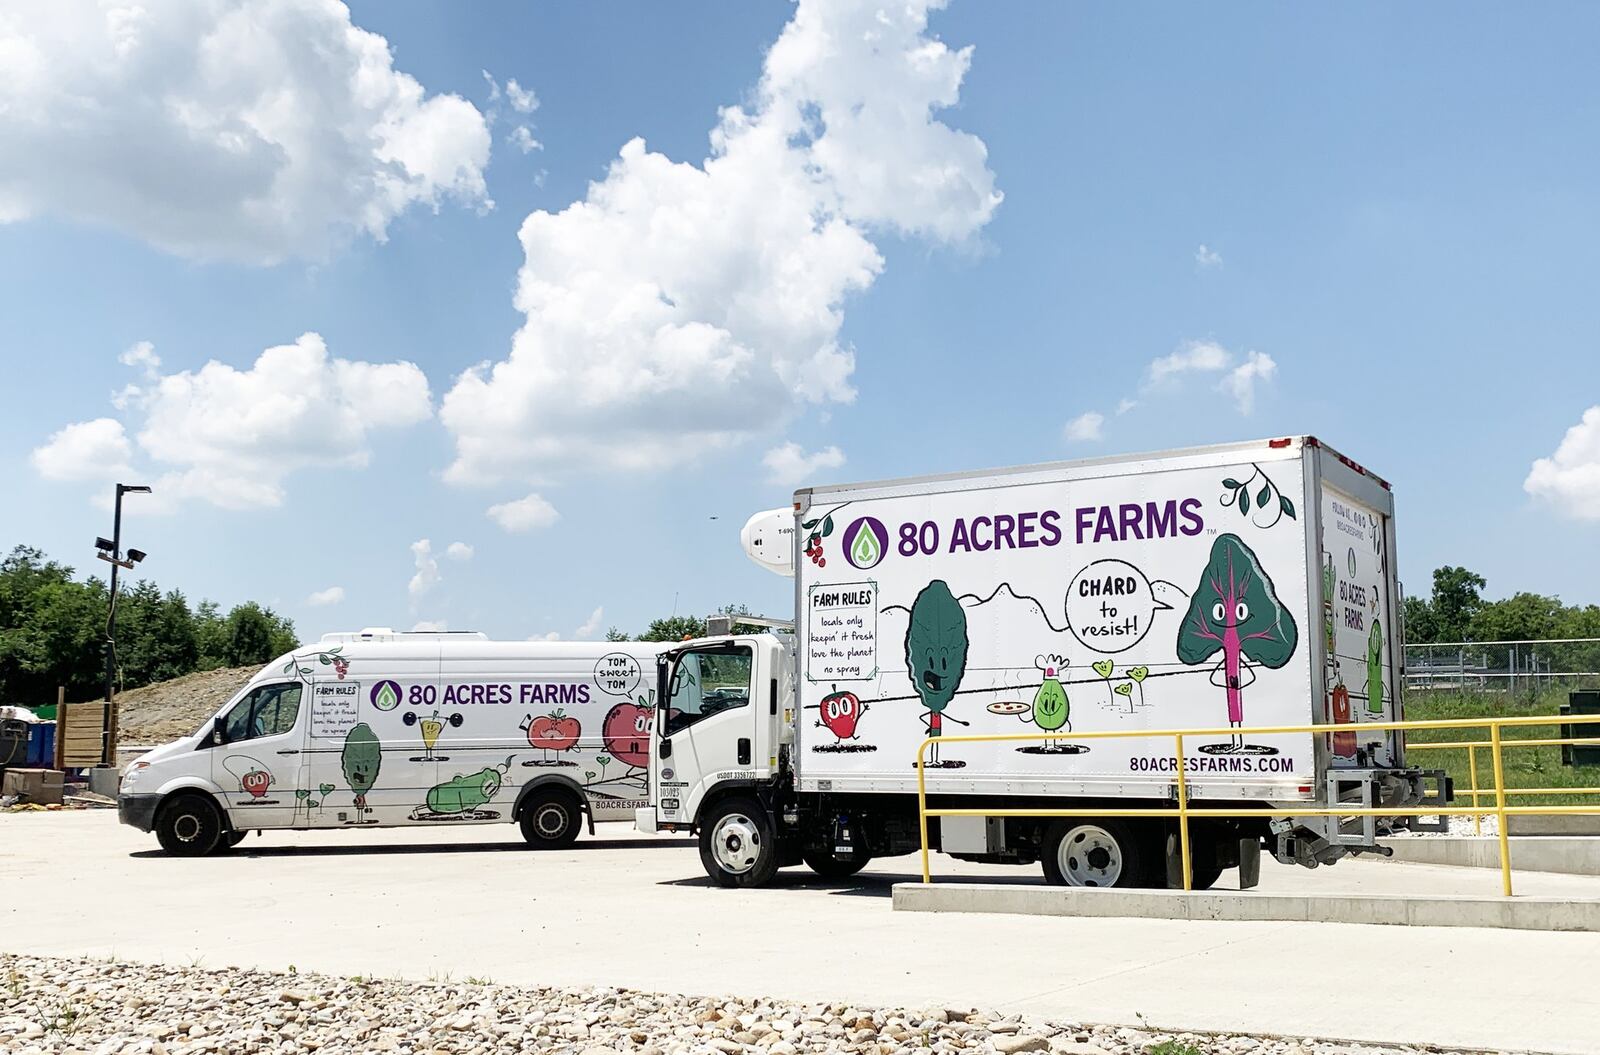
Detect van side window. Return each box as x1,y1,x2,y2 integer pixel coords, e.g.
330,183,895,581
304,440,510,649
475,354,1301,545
220,683,303,743
664,647,752,736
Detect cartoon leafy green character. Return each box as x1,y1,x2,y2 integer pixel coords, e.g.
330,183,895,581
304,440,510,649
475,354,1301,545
340,722,382,812
1366,619,1385,715
905,579,970,765
1176,534,1299,753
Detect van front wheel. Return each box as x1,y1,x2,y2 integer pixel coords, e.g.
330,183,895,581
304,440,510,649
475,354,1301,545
699,798,779,888
519,789,581,849
156,794,223,857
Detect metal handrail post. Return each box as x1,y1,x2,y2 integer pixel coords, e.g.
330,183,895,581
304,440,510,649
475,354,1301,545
1490,722,1512,897
917,738,931,884
1468,745,1481,837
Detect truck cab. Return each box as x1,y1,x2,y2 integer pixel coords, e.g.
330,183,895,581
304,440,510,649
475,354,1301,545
639,633,794,881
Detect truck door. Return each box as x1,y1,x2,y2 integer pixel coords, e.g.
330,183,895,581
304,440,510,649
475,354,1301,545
655,641,758,829
209,681,308,829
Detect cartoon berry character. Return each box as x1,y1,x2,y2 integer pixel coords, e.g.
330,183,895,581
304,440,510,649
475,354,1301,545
602,698,652,769
817,685,867,741
520,710,581,766
331,657,350,680
240,769,272,799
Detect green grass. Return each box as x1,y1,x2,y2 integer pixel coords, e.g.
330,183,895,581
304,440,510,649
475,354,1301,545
1405,689,1600,808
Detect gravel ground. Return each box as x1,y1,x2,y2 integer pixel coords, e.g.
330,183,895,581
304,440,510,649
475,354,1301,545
0,955,1530,1055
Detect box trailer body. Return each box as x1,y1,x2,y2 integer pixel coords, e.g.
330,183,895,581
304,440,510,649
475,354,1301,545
641,437,1446,887
119,631,669,855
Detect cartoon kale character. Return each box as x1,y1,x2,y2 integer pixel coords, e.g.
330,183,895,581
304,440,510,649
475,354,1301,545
340,722,382,818
1176,534,1299,754
905,579,970,767
1366,618,1385,716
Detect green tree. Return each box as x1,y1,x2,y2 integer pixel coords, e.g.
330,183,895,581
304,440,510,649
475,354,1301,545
1470,592,1565,643
223,603,298,666
639,615,706,642
604,626,629,642
1429,566,1486,642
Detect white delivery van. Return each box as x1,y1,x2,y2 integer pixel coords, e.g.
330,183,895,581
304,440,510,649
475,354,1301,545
641,436,1449,887
119,630,669,856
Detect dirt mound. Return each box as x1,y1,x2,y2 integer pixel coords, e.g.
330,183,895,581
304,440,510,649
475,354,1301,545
115,665,257,746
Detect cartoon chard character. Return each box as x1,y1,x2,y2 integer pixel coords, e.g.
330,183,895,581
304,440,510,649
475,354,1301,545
340,722,382,816
1176,534,1299,754
905,580,970,767
1366,618,1385,716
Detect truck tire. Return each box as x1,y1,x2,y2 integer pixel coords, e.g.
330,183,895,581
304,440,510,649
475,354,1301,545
155,793,223,857
801,848,871,880
1042,819,1153,888
699,797,780,888
519,788,582,849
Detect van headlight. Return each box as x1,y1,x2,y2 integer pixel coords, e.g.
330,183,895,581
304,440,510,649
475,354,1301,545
121,760,150,788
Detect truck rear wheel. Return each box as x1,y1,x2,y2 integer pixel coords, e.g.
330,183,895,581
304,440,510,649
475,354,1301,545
801,848,871,880
699,797,780,888
519,788,582,849
155,793,223,857
1042,819,1153,888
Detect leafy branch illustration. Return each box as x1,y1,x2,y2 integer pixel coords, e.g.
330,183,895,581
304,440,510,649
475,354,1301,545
282,645,346,680
1219,465,1296,529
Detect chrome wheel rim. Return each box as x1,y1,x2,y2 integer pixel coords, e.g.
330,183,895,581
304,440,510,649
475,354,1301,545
1059,825,1122,886
711,813,762,875
173,813,203,843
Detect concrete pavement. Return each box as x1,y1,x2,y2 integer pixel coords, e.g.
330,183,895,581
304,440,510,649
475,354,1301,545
4,812,1599,1053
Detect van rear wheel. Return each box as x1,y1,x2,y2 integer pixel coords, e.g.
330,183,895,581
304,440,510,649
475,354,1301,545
156,794,223,857
1042,819,1153,888
519,789,581,849
699,797,779,888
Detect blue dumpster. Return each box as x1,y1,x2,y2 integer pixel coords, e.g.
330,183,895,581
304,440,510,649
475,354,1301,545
25,722,55,768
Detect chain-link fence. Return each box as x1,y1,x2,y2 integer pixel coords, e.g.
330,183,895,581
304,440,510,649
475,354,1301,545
1404,638,1600,698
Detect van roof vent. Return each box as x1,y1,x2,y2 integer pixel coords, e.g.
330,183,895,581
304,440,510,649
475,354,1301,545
320,628,488,643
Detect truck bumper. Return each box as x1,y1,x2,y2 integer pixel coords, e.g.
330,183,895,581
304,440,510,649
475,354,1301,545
118,793,161,832
634,806,658,834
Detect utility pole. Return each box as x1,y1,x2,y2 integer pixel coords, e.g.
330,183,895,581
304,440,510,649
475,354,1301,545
96,483,152,766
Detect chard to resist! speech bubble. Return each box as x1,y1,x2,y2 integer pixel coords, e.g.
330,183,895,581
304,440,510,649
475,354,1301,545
1065,559,1174,653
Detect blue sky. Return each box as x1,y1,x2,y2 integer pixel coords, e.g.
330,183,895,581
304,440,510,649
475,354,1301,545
3,0,1598,645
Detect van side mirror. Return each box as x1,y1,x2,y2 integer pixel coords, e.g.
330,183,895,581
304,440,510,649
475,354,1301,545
211,718,225,746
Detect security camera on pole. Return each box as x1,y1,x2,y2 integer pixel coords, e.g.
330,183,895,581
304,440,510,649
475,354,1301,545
95,483,152,767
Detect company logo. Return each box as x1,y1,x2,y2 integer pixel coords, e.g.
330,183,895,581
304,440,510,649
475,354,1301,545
370,680,402,711
661,768,674,781
842,516,888,570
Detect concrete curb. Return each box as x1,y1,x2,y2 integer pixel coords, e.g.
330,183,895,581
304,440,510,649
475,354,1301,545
1381,836,1600,875
891,882,1600,932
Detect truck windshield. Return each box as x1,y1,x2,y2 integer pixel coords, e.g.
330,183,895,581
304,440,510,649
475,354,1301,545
664,646,753,736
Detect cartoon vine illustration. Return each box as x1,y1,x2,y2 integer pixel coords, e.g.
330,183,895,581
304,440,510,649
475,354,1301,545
1219,465,1297,530
800,512,837,568
340,723,382,823
282,645,349,680
1176,533,1299,754
521,709,580,766
906,579,970,768
811,684,875,752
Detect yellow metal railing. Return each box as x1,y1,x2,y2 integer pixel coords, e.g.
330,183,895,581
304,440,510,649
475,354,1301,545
914,712,1600,897
1408,732,1600,836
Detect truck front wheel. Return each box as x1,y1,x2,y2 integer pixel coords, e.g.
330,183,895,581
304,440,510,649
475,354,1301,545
155,793,223,857
699,797,780,888
1042,819,1153,888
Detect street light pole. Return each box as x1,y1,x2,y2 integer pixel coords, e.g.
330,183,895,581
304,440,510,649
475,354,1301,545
99,483,151,765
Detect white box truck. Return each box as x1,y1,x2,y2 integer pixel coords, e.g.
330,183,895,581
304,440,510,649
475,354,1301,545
119,630,669,855
638,436,1447,887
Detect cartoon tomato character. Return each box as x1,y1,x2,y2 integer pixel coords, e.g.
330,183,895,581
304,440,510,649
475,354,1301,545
602,700,652,769
1330,681,1356,758
521,710,580,753
241,769,272,799
817,685,867,741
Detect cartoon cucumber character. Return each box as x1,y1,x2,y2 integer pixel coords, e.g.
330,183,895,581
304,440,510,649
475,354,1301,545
1366,619,1385,715
905,579,970,767
422,757,514,816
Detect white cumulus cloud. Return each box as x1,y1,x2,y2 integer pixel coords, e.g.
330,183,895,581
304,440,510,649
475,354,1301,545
1195,244,1223,269
409,539,440,600
763,442,845,486
1148,340,1234,385
1064,412,1104,443
486,492,560,533
0,0,491,263
307,586,344,606
1526,406,1600,521
32,333,432,510
575,606,604,640
439,0,1000,482
445,542,474,562
1219,350,1277,415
